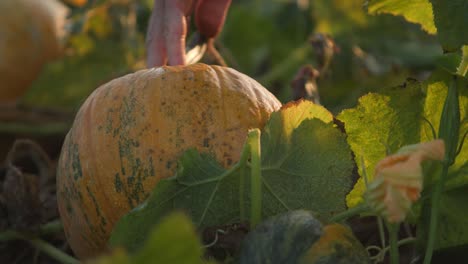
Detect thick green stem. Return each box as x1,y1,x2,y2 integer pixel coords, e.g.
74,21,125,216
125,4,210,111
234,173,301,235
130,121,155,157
423,161,450,264
248,129,262,227
388,223,400,264
239,142,251,222
424,76,460,264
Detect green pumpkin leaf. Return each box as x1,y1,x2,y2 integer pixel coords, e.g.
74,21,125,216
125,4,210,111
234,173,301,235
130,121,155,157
338,81,425,207
366,0,436,34
419,186,468,250
338,71,468,249
436,187,468,249
91,212,211,264
339,74,467,207
110,101,355,251
429,0,468,51
436,52,462,75
366,0,468,51
417,75,468,251
422,74,467,190
436,46,468,77
259,101,353,219
458,46,468,76
109,149,235,251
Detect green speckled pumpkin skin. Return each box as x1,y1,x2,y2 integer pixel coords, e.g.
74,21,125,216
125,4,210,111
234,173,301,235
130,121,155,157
56,64,281,259
239,210,370,264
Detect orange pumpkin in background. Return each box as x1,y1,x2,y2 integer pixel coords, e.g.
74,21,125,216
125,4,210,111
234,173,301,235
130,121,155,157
56,64,282,259
0,0,68,104
64,0,88,7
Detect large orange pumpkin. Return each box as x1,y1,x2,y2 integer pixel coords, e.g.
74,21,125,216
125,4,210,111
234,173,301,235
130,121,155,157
57,64,282,259
0,0,68,104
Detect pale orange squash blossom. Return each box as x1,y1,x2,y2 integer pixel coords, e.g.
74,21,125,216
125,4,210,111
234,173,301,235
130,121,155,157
366,140,445,223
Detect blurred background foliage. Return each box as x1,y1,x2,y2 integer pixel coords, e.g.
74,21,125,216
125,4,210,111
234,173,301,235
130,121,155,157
24,0,442,114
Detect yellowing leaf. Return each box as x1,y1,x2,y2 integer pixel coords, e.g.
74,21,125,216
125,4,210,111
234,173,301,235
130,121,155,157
366,0,436,34
339,75,467,207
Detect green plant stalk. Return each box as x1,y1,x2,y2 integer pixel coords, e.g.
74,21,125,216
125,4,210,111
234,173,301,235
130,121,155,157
248,129,262,227
238,142,251,222
439,76,460,165
0,220,63,241
28,237,80,264
377,217,387,249
383,237,416,256
0,231,79,264
0,122,70,135
329,203,369,222
423,161,450,264
423,76,460,264
0,230,19,242
39,220,63,236
369,237,416,262
388,223,400,264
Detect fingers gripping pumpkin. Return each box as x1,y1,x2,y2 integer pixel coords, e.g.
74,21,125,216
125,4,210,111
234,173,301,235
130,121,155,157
56,64,281,259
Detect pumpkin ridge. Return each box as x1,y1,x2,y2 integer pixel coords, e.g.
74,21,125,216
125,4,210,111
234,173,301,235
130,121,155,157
81,87,112,253
212,66,230,165
89,83,117,231
83,92,109,239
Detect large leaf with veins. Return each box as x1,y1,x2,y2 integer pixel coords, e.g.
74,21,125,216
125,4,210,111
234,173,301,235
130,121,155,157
109,101,355,251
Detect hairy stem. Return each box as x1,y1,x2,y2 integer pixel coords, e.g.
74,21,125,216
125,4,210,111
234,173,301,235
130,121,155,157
424,76,460,264
423,161,450,264
388,223,400,264
239,142,251,222
248,129,262,227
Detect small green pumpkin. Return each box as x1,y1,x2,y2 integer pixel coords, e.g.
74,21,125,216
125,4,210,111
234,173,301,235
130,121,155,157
239,210,370,264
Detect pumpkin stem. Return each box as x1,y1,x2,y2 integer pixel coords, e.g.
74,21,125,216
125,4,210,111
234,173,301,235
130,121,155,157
206,38,228,67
